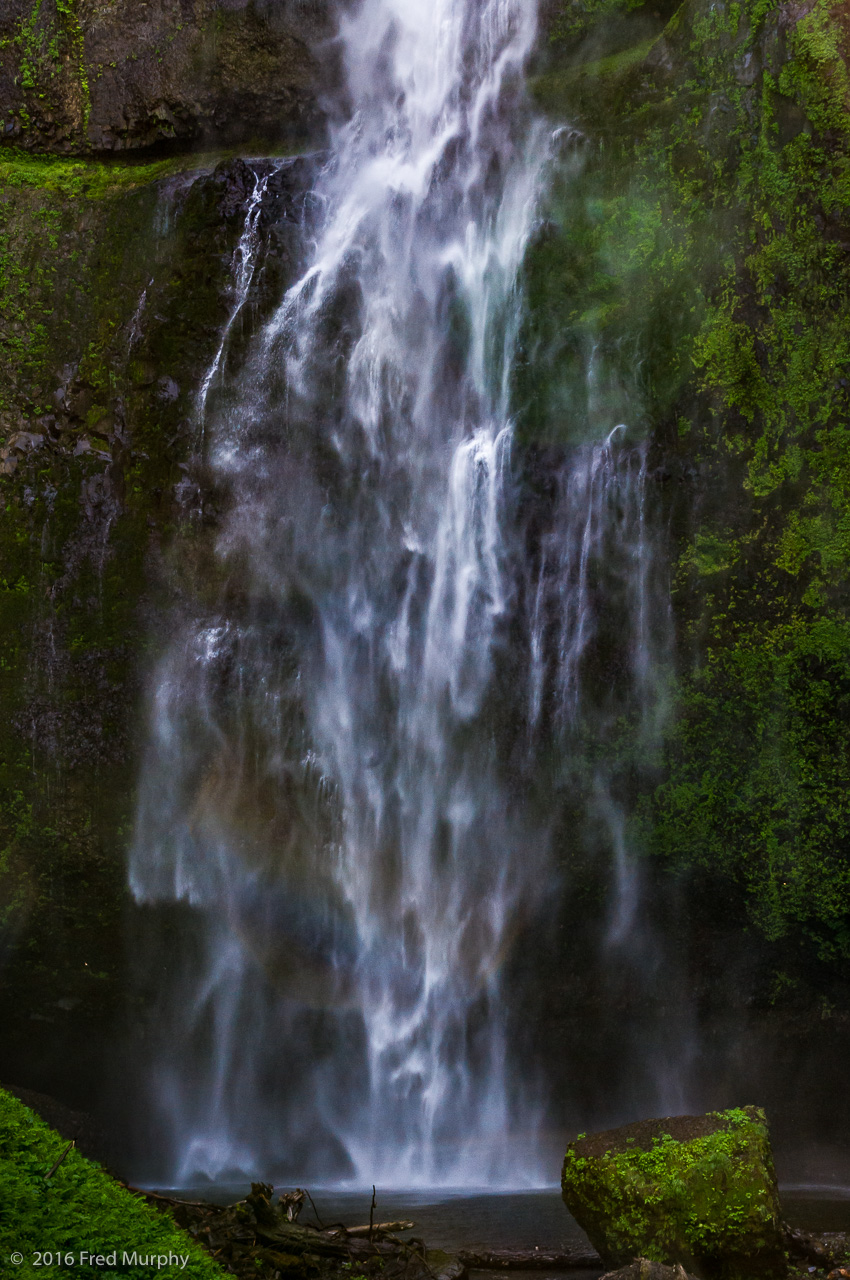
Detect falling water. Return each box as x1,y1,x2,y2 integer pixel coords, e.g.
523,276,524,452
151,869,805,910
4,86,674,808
130,0,672,1187
196,165,283,425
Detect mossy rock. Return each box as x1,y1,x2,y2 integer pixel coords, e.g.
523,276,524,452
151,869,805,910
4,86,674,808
561,1107,787,1280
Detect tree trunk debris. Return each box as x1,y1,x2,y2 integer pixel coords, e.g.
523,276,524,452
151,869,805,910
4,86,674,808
124,1180,468,1280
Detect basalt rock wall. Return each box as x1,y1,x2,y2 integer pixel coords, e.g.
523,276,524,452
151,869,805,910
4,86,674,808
0,0,334,155
0,148,313,1115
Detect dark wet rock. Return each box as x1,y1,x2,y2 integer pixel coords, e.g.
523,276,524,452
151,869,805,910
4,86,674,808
601,1261,698,1280
4,431,44,454
0,151,312,1114
562,1108,786,1279
784,1225,838,1270
425,1251,466,1280
156,376,180,403
0,0,336,157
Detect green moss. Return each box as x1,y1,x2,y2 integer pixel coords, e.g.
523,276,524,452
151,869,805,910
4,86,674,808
562,1109,785,1280
0,1088,226,1276
643,616,850,957
644,0,850,960
531,35,659,116
513,135,706,447
0,148,227,198
548,0,651,47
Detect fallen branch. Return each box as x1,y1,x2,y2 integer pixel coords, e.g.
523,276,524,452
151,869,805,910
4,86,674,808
346,1222,417,1237
304,1187,326,1229
45,1140,75,1180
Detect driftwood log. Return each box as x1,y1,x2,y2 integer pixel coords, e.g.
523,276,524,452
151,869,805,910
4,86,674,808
343,1222,416,1238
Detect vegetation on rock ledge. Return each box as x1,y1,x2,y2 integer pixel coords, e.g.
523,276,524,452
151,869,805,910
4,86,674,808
529,0,850,1012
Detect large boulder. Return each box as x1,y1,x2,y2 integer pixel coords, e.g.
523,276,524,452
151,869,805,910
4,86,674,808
561,1107,787,1280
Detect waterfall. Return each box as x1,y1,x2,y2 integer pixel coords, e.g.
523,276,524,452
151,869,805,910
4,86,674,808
129,0,671,1188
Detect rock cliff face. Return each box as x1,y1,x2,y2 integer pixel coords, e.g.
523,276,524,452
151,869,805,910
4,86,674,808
521,0,850,1145
0,0,331,1122
0,146,314,1112
0,0,332,155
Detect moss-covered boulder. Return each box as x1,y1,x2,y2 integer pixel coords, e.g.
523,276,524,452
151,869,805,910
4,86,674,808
561,1107,787,1280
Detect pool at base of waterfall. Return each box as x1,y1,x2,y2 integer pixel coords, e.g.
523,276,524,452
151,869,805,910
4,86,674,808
146,1186,850,1251
149,1188,586,1250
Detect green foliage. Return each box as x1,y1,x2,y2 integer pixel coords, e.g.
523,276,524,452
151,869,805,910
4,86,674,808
0,1088,226,1277
0,0,90,136
514,136,706,447
645,617,850,957
652,0,850,957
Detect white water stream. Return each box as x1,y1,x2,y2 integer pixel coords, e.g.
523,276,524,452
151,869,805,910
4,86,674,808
130,0,668,1188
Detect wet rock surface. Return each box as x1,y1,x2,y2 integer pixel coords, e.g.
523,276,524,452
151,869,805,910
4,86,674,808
0,152,316,1114
784,1227,842,1271
3,0,850,1180
600,1261,697,1280
0,0,334,156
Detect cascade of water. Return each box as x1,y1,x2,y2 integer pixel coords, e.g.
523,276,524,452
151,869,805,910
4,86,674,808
525,429,669,941
129,0,675,1188
197,165,283,427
